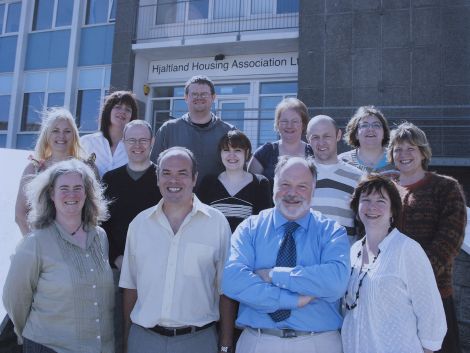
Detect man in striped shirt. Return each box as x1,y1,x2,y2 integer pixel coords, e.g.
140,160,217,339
306,115,363,243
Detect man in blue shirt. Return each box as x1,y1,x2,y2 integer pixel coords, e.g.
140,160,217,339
222,156,350,353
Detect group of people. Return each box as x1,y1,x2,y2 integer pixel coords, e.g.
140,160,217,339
3,75,467,353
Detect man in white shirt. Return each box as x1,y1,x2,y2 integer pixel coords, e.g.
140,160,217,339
306,115,363,243
119,146,233,353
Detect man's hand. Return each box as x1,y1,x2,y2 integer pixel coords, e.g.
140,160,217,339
255,268,273,283
297,295,315,308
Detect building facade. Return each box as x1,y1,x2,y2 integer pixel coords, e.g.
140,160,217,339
1,0,469,184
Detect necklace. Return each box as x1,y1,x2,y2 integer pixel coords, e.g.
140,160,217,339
344,238,381,310
70,222,82,236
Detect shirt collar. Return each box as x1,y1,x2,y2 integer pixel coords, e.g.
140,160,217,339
149,194,212,219
273,207,311,231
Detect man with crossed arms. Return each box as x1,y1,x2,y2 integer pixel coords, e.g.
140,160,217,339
223,156,350,353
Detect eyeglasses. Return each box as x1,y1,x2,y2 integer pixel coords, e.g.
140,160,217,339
113,105,133,114
358,122,382,130
189,92,212,99
279,120,302,127
124,138,151,146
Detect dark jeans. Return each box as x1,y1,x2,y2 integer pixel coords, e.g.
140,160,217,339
438,296,462,353
23,338,56,353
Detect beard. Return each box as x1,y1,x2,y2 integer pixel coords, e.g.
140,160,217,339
274,194,311,221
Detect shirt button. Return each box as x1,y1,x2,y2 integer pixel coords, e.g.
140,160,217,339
92,285,97,289
94,302,98,306
97,335,101,339
90,268,94,272
96,318,100,323
86,253,90,257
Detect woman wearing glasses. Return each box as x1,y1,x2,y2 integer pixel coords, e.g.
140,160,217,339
339,106,396,176
341,174,446,353
81,91,138,178
248,97,313,190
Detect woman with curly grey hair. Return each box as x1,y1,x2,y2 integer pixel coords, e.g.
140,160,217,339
3,159,114,353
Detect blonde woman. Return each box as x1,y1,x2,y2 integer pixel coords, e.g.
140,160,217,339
15,107,88,236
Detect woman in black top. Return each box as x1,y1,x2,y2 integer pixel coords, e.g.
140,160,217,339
198,130,272,232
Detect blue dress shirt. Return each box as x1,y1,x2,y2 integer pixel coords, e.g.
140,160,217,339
222,207,350,332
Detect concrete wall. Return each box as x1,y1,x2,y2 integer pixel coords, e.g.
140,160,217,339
298,0,470,162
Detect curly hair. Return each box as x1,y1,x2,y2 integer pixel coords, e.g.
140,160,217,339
26,159,108,230
343,105,390,148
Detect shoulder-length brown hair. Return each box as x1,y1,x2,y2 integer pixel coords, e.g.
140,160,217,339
343,105,390,148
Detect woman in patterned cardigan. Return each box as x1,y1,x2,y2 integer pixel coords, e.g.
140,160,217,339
389,122,467,353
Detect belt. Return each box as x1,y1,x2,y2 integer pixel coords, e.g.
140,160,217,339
254,328,316,338
148,321,215,337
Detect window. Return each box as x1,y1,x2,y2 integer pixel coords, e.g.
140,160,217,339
25,30,70,69
156,0,178,25
79,24,114,66
189,0,208,20
277,0,298,13
32,0,73,31
76,89,101,131
0,36,18,72
251,0,299,15
0,95,10,130
85,0,116,25
258,81,297,146
21,91,65,131
1,2,21,34
214,0,244,19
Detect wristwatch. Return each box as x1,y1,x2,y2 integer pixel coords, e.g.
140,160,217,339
219,345,232,353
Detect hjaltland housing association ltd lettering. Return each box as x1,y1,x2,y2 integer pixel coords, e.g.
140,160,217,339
148,53,299,80
151,57,298,75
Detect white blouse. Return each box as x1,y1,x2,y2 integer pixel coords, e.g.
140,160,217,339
80,131,127,178
342,229,447,353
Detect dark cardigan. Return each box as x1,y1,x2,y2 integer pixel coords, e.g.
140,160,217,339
398,172,467,298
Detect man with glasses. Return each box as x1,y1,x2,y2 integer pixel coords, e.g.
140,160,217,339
101,120,162,352
150,75,235,189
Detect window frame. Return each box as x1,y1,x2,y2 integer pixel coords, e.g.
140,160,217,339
31,0,73,32
84,0,116,26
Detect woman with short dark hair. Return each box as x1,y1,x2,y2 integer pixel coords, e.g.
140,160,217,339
4,159,114,353
198,130,272,232
342,174,446,353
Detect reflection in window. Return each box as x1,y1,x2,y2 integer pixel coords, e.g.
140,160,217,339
21,92,45,131
188,0,208,20
214,0,243,19
47,92,65,107
0,36,18,72
86,0,113,24
0,95,10,130
258,81,297,146
6,2,21,33
251,0,273,15
76,89,101,131
277,0,299,13
0,5,5,33
79,25,114,66
33,0,54,31
56,0,73,27
26,30,70,69
156,0,177,25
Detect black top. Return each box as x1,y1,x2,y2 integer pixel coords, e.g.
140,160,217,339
101,163,162,266
252,141,314,187
197,173,273,232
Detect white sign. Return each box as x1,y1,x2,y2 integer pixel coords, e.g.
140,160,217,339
148,52,298,81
